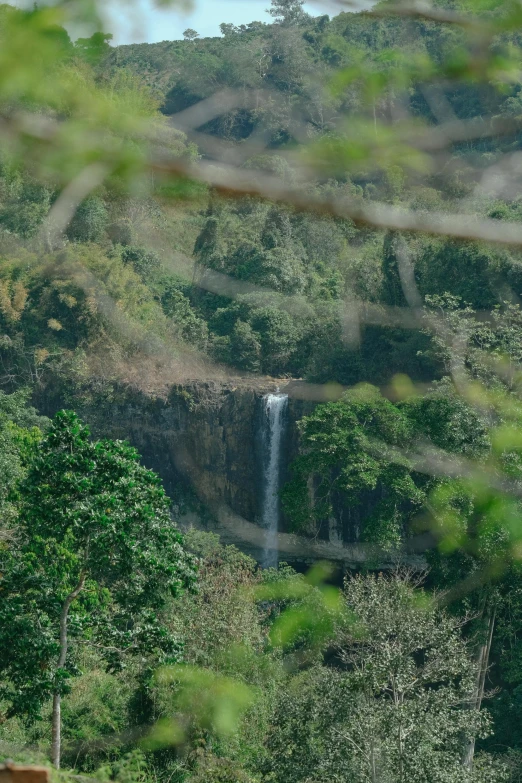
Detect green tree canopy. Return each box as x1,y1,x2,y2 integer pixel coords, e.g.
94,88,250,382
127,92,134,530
0,410,196,766
265,572,500,783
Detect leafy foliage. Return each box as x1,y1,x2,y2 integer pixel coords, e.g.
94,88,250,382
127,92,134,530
265,573,502,783
282,384,422,547
3,0,522,780
0,410,196,723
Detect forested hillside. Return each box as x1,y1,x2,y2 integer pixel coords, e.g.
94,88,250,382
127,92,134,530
5,0,522,392
4,0,522,780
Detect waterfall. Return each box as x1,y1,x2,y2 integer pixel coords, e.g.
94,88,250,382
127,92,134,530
261,393,288,568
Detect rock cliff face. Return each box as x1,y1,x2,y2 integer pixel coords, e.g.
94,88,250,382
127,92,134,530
36,378,425,570
67,379,305,523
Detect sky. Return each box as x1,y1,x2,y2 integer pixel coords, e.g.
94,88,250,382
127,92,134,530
10,0,345,45
101,0,339,45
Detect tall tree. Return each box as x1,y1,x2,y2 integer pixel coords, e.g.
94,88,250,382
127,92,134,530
265,573,500,783
268,0,309,26
0,411,197,768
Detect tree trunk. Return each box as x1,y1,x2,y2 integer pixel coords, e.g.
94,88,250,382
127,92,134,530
462,604,496,771
51,693,61,768
51,570,87,768
370,739,378,783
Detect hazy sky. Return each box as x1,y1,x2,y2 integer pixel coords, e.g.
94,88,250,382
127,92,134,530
102,1,338,45
12,0,352,44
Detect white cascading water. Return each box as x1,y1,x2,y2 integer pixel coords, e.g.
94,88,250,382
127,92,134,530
261,393,289,568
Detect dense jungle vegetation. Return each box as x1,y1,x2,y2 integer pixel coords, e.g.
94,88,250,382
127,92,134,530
4,0,522,781
7,0,522,390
